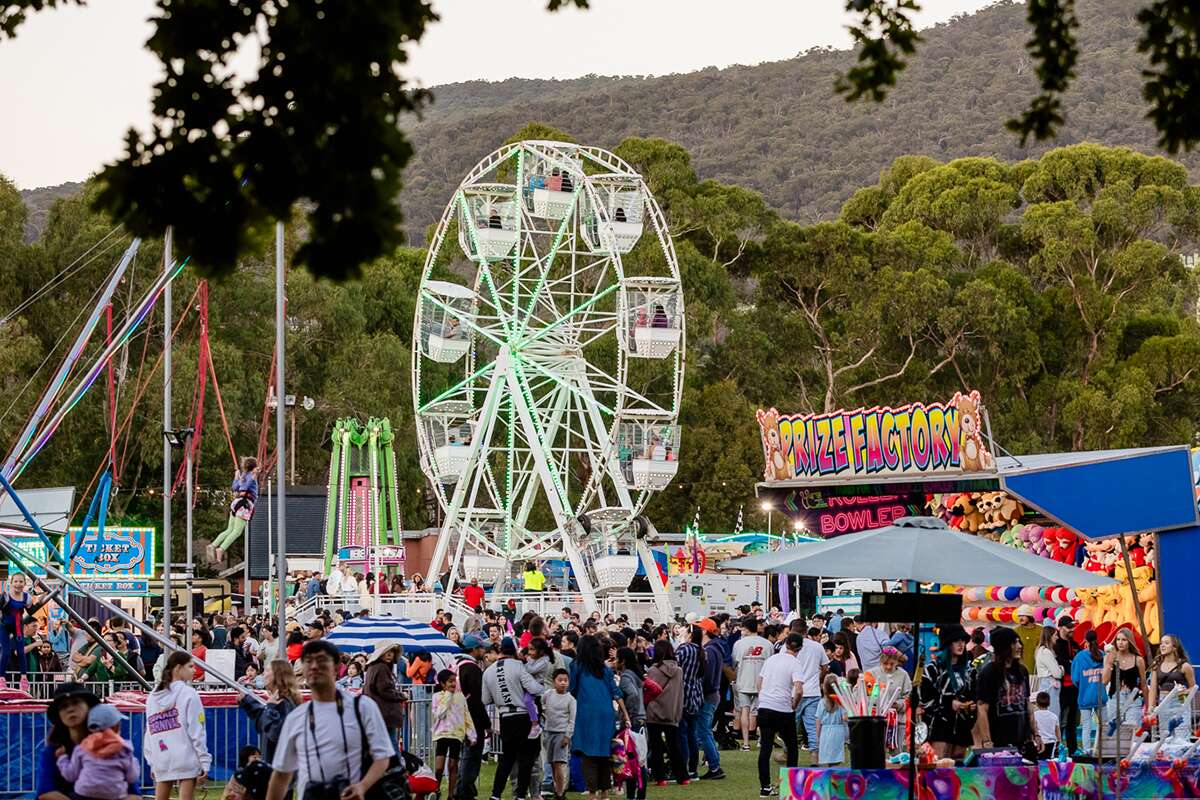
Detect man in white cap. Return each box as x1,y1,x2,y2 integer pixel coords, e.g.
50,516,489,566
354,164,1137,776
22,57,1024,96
1014,604,1041,677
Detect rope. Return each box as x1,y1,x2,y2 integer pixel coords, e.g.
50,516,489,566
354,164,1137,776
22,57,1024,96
0,226,124,325
206,324,239,471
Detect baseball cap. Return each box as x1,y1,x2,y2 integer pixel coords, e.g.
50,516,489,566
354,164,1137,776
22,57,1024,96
87,703,127,731
462,634,485,650
696,618,718,635
1057,615,1076,628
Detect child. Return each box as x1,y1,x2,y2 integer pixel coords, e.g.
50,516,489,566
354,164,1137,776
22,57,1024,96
816,673,849,767
208,457,258,563
55,703,139,800
336,660,365,690
222,746,263,800
237,663,262,689
431,669,475,800
1033,691,1060,759
542,668,577,800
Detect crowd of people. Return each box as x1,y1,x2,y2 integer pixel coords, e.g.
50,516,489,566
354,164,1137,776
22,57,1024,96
16,590,1199,800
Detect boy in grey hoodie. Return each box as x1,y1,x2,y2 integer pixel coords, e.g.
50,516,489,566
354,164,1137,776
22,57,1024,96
55,703,139,800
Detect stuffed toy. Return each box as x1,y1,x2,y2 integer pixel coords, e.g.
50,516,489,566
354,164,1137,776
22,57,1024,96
998,526,1023,549
1139,533,1156,567
755,408,791,481
1046,527,1079,565
1083,538,1120,575
953,391,994,472
947,494,985,533
1021,524,1049,557
1133,565,1160,644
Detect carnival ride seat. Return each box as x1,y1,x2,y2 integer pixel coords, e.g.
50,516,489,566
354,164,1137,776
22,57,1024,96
522,150,583,220
616,420,681,491
457,186,520,261
421,404,477,483
420,280,476,363
582,180,645,254
621,280,682,359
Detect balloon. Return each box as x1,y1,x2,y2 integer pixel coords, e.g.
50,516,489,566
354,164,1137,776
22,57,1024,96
1003,586,1020,602
1020,586,1039,604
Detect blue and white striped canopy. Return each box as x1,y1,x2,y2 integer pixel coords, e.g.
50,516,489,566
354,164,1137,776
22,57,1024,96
324,615,462,654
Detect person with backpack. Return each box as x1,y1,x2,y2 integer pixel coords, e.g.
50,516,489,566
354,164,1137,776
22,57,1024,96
455,636,491,800
482,637,545,800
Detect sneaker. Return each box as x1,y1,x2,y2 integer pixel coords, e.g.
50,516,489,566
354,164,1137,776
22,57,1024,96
18,676,29,693
656,781,668,787
679,780,690,786
700,769,726,781
741,744,751,752
205,543,216,562
688,772,699,781
0,676,6,690
760,788,774,798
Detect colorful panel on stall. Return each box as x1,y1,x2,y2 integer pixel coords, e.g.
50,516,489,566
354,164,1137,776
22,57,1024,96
1040,760,1200,799
782,766,1038,800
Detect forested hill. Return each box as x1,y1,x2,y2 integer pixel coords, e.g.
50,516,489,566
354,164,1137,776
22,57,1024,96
397,0,1198,239
18,0,1195,242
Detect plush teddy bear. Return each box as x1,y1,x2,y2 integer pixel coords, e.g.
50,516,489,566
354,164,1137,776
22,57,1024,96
947,494,985,533
755,408,791,481
1133,565,1160,644
998,526,1023,549
953,391,994,472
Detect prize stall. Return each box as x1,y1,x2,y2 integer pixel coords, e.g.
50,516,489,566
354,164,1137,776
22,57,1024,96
753,390,1200,799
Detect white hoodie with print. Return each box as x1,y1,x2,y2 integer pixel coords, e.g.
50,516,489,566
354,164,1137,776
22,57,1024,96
143,681,212,781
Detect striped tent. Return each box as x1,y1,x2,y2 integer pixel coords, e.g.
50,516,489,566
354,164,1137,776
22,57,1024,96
324,615,462,654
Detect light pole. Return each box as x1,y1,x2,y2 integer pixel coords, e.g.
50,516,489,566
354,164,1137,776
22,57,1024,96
162,226,173,629
164,427,194,636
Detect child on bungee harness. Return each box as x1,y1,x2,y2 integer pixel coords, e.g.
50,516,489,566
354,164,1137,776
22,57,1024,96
207,457,258,563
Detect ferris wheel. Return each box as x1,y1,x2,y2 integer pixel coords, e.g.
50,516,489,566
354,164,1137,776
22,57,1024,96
412,140,684,615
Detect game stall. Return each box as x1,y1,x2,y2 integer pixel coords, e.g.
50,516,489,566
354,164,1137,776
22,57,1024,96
753,390,1200,799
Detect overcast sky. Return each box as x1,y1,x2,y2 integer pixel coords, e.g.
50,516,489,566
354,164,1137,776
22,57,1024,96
0,0,994,189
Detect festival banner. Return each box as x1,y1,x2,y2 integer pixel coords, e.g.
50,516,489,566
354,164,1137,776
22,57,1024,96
64,525,155,578
756,390,996,482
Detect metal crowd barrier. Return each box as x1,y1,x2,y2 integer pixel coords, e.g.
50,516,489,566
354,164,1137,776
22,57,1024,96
20,673,146,700
1,685,436,798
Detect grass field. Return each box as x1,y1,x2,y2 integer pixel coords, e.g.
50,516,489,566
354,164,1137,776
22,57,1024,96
474,745,813,799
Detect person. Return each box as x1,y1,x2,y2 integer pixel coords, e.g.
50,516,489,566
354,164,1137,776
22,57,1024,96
816,674,848,766
695,619,725,779
337,660,365,690
55,702,139,800
36,682,141,800
917,624,977,759
432,669,475,800
407,650,434,685
223,746,269,800
455,635,491,800
854,618,889,674
1102,627,1146,736
887,623,915,673
523,562,546,592
1148,633,1194,741
239,659,301,763
755,633,806,798
463,578,485,612
1014,605,1041,677
1033,691,1060,759
1071,629,1107,755
674,624,704,779
645,640,687,786
865,646,912,752
1,573,49,691
827,609,845,635
266,639,394,800
144,652,211,800
975,626,1034,751
363,639,407,752
570,634,628,800
968,628,990,662
209,457,259,562
543,668,577,800
795,626,830,755
29,635,64,674
1053,615,1080,754
284,630,305,663
1035,626,1065,717
483,637,544,800
731,616,770,752
48,617,71,662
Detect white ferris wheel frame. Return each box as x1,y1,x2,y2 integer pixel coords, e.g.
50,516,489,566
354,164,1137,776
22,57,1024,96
412,141,685,615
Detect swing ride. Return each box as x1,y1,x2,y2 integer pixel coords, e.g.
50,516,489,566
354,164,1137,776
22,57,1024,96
413,140,685,617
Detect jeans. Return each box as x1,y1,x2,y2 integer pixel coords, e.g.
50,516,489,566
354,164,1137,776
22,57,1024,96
695,700,721,772
1036,678,1061,718
1080,707,1101,754
678,711,700,775
457,737,486,800
756,708,797,790
1059,685,1080,753
795,696,819,751
492,715,539,800
1105,688,1143,736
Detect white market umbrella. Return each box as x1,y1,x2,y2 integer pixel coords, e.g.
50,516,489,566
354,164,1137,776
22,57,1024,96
723,516,1117,588
325,616,461,654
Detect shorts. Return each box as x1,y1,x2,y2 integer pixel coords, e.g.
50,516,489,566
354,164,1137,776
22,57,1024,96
543,731,571,764
734,691,759,712
434,738,462,759
580,755,613,792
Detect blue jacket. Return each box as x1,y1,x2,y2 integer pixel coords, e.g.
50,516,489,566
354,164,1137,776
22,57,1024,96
1071,650,1107,709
